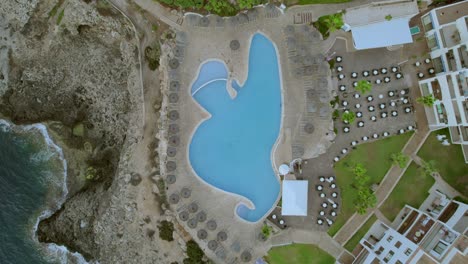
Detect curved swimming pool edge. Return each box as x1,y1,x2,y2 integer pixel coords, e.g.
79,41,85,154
185,31,285,224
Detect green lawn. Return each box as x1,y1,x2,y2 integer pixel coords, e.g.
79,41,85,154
380,162,435,221
265,244,335,264
344,215,377,252
418,128,468,197
328,132,413,236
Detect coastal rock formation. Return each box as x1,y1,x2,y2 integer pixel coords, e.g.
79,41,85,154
0,0,184,263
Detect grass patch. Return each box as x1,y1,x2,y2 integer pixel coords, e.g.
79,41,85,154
418,128,468,196
265,244,335,264
380,162,435,221
56,9,65,25
344,215,377,252
328,133,413,236
48,0,64,18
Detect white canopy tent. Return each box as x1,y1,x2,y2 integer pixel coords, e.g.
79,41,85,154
281,180,308,216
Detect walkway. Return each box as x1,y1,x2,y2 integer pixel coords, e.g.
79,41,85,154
270,228,343,258
333,128,430,245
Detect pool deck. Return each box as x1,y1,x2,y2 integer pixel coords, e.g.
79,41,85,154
158,5,340,263
154,1,425,263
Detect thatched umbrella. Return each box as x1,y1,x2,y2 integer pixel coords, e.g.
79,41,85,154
166,174,176,184
208,240,218,251
179,210,189,221
188,218,198,229
241,251,252,262
169,58,179,69
181,187,191,198
217,231,227,241
173,46,183,57
238,13,248,24
206,220,217,231
197,229,208,240
230,40,240,51
214,16,224,27
166,161,176,171
169,93,179,103
200,17,210,27
170,80,180,91
196,211,207,222
168,136,180,147
169,193,180,204
168,123,179,134
168,110,179,121
188,202,199,213
304,123,314,134
167,147,177,157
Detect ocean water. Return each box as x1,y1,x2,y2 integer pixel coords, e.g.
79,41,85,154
0,121,82,264
189,33,282,222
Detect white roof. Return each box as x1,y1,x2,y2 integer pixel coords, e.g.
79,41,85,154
352,18,413,50
281,180,308,216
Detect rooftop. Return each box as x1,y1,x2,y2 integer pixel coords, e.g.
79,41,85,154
344,0,418,27
434,1,468,26
351,18,414,50
281,180,308,216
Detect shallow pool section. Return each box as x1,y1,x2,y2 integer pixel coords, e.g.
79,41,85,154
189,34,282,222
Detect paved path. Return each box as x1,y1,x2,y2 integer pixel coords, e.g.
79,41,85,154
132,0,183,29
333,128,430,245
270,228,344,258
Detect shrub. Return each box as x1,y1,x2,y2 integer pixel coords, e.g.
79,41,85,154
261,224,272,238
391,152,409,168
184,240,206,264
342,111,356,124
417,94,436,107
355,80,372,94
158,220,174,241
385,14,392,21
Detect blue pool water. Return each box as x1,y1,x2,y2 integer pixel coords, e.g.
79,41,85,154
189,33,282,222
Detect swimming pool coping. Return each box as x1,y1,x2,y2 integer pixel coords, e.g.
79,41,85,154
184,31,286,224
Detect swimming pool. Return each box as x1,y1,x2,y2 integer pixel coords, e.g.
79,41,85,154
189,33,282,222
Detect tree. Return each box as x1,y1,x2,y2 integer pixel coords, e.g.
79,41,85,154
355,80,372,94
354,187,377,214
322,13,344,34
261,224,272,238
391,152,409,168
184,240,206,264
342,111,356,124
417,94,436,107
238,0,262,9
385,14,393,21
421,160,437,177
157,220,174,242
353,163,367,177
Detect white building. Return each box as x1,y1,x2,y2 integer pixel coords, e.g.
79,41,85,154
343,0,419,50
418,0,468,162
353,191,467,264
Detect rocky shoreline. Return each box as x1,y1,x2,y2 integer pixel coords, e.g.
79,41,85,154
0,0,171,262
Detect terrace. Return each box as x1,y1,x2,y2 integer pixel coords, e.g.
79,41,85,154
457,73,468,97
420,222,458,259
434,1,468,26
458,45,467,69
440,25,461,49
404,214,435,244
419,190,451,219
